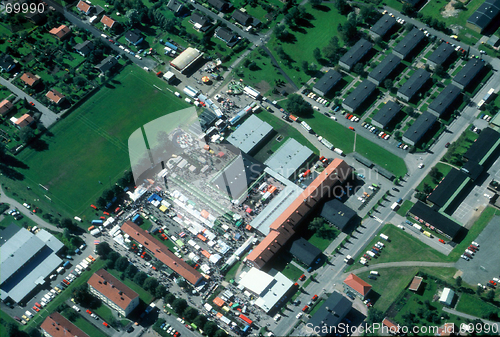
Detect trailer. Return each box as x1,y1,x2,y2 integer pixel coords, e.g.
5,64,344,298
289,114,299,122
300,121,312,133
183,86,199,98
413,224,422,231
91,220,103,226
243,86,261,100
334,148,344,156
320,137,334,150
380,234,389,241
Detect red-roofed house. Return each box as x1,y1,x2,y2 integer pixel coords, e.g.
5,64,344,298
101,15,116,29
14,114,34,129
88,269,139,316
343,273,372,299
76,0,94,15
49,25,71,40
0,99,13,116
41,312,90,337
20,72,41,87
382,317,400,335
46,89,65,105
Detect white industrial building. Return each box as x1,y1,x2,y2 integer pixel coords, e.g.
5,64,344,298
226,115,273,154
439,288,455,306
264,138,313,179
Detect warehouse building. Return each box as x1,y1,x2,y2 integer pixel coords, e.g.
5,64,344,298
369,14,396,39
339,38,372,71
1,224,63,304
402,112,437,146
427,84,461,117
264,138,313,179
41,312,90,337
392,28,425,59
371,100,401,129
368,54,401,86
426,169,470,208
427,42,455,70
408,202,466,241
226,115,273,155
247,159,353,269
320,199,357,232
289,238,321,266
88,269,139,317
170,48,203,73
397,68,431,102
313,69,342,96
466,0,500,33
463,127,500,164
452,58,485,90
308,292,352,336
342,80,376,113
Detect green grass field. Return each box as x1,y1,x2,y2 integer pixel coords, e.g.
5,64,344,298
347,224,449,271
282,263,304,281
355,135,408,177
304,112,355,152
15,66,189,217
61,312,109,337
268,3,347,85
456,293,500,318
396,200,414,217
92,304,116,326
416,162,454,191
307,224,339,251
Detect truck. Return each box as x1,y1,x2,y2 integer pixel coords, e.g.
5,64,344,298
380,234,389,241
334,148,344,156
423,231,433,238
63,261,71,269
300,121,312,133
344,255,352,264
391,202,400,211
317,136,334,150
56,267,64,274
289,114,299,122
366,251,376,258
91,220,103,226
413,224,422,231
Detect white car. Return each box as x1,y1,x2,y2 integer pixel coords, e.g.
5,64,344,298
296,312,303,319
72,305,81,312
418,163,424,169
461,255,470,261
23,203,30,209
119,45,125,50
274,314,281,321
167,327,173,334
471,241,479,247
100,34,107,38
403,145,409,150
384,134,390,140
313,106,320,111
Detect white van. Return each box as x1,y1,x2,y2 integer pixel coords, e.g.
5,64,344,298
174,92,181,97
135,54,142,60
185,98,192,104
370,271,379,276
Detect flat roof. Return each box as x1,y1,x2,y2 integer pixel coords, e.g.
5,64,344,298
428,84,461,116
88,269,138,311
453,58,485,87
368,54,401,83
343,80,376,111
313,69,342,94
308,291,352,336
339,38,373,68
393,28,425,58
402,112,437,143
372,100,401,128
238,267,274,295
264,138,313,179
409,202,464,239
289,237,321,266
320,199,356,230
463,127,500,163
227,115,273,154
427,42,455,66
370,14,396,37
170,47,202,71
254,271,293,313
398,68,430,99
467,0,500,30
427,168,469,207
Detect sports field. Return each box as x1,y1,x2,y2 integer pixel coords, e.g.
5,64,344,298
16,66,189,215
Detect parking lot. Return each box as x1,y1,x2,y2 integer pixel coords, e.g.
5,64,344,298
455,215,500,286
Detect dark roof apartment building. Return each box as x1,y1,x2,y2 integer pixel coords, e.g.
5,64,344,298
342,80,376,113
289,238,321,266
371,100,401,129
452,58,485,90
190,12,212,32
207,0,231,12
369,14,396,39
368,54,401,85
232,10,258,27
320,199,357,232
467,0,500,33
463,127,500,164
125,29,143,45
339,38,373,71
313,69,342,96
95,56,118,73
427,84,461,117
214,27,239,47
402,112,437,146
427,42,455,70
409,202,465,240
397,68,431,102
308,292,352,336
427,169,470,208
392,28,425,59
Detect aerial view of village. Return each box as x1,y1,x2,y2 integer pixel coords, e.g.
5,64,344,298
1,0,500,336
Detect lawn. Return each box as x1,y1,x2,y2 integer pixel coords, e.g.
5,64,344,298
61,312,109,337
304,111,355,152
92,304,116,326
396,200,414,217
282,263,304,282
347,224,449,271
224,260,243,282
416,162,454,192
307,224,339,251
456,293,500,318
443,129,479,166
107,269,153,304
14,66,190,218
267,3,348,85
355,135,408,177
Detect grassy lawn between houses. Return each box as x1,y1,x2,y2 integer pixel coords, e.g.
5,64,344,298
282,263,304,282
416,162,454,192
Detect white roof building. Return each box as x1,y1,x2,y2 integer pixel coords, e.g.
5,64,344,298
439,287,455,306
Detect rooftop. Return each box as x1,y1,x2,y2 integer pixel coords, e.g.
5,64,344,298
467,0,500,30
409,202,464,240
453,58,485,87
41,312,90,337
463,127,500,163
308,291,352,336
397,68,430,99
427,42,455,66
101,15,115,28
46,89,65,104
343,80,376,111
88,269,139,311
124,29,142,44
368,54,401,83
289,237,321,266
428,84,461,117
227,115,273,154
344,273,372,296
49,25,71,39
409,276,423,291
402,112,437,143
370,14,396,37
393,28,425,58
339,38,373,68
313,69,342,95
264,138,313,179
320,199,356,230
427,169,469,207
371,100,401,128
170,47,203,71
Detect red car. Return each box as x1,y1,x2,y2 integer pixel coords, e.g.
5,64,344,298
302,305,309,312
312,294,318,301
349,126,355,131
299,274,306,281
489,280,497,286
103,211,110,216
174,332,180,337
103,322,109,327
33,306,39,312
468,245,477,251
439,239,445,244
445,142,450,148
86,309,92,314
35,302,42,308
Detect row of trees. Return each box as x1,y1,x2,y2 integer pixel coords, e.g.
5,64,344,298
95,170,134,209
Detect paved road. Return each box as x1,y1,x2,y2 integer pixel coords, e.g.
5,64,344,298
344,261,456,276
0,76,59,127
45,0,157,70
0,185,63,232
442,307,500,329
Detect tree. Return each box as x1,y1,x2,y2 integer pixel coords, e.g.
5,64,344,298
313,47,321,61
333,0,349,14
310,0,322,7
125,264,138,279
486,289,495,302
434,64,446,78
133,272,148,287
286,94,313,116
143,277,159,292
60,218,77,231
172,298,187,314
405,106,415,117
338,21,358,45
96,242,111,258
204,321,218,336
359,5,379,23
353,63,365,76
301,60,309,72
274,24,289,41
193,315,207,328
165,293,175,304
73,284,94,307
115,256,129,272
477,285,484,295
214,330,228,337
183,306,199,321
19,127,35,143
65,309,79,322
456,276,462,287
402,3,416,16
154,284,167,298
308,217,324,232
322,36,343,64
383,79,393,90
366,308,384,324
